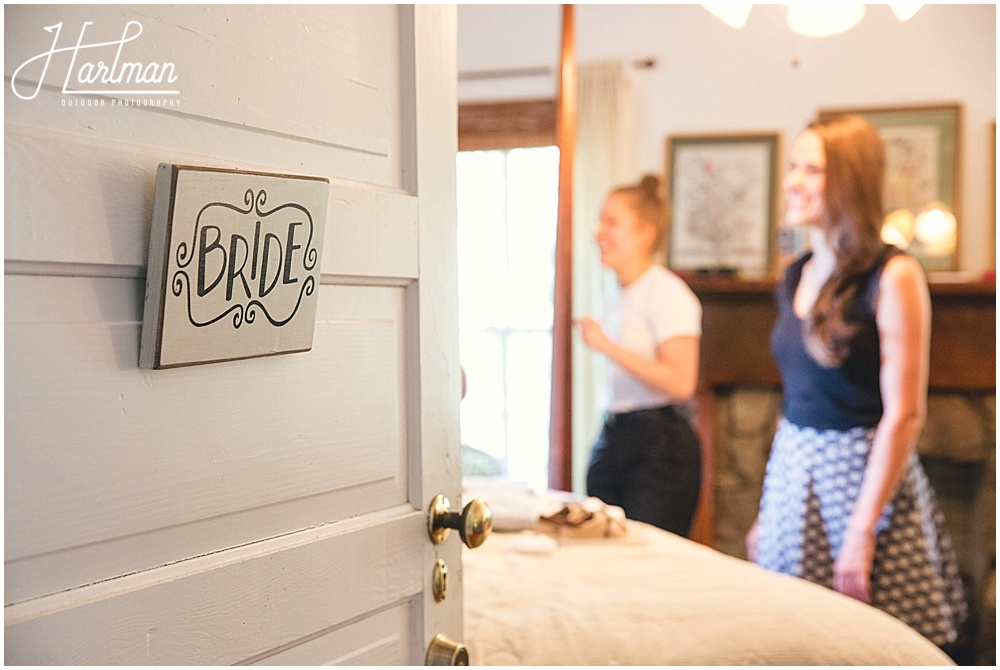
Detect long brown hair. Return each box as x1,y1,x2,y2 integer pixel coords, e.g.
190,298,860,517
611,174,667,257
803,114,887,367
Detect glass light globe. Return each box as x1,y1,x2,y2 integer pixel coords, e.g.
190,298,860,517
787,4,866,37
704,4,753,30
890,3,924,22
913,203,957,256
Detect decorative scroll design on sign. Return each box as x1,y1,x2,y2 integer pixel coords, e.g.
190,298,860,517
171,188,318,329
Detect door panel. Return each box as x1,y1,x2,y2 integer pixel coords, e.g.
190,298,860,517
5,5,460,664
250,606,413,666
4,5,402,163
6,276,409,604
4,134,418,278
6,514,424,665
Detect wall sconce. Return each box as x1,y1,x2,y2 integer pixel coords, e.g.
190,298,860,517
704,4,924,36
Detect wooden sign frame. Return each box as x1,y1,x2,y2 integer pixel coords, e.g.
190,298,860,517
140,164,329,369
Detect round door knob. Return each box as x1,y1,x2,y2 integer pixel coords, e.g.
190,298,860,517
425,633,469,666
427,493,492,548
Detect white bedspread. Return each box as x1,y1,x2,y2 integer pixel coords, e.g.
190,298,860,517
463,520,954,665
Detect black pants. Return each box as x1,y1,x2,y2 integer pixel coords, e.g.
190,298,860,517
586,405,701,537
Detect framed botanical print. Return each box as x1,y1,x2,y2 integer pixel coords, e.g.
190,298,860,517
664,132,780,274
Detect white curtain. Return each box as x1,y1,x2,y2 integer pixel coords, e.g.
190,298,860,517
570,61,636,493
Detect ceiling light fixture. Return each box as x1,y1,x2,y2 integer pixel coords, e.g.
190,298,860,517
889,3,924,22
703,4,924,36
786,4,866,37
704,4,753,30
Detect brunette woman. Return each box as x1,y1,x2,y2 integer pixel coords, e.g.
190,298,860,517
577,175,702,537
748,115,966,646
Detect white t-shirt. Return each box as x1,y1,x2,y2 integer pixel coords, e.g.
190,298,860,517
603,264,702,413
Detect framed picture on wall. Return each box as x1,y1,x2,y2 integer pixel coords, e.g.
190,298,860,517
664,132,780,274
818,103,962,271
991,120,996,272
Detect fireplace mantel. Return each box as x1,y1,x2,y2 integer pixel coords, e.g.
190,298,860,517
689,277,996,391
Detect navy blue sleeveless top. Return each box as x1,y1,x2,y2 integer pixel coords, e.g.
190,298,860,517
770,246,903,430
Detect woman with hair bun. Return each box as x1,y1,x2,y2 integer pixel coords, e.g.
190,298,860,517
748,115,966,648
576,174,703,537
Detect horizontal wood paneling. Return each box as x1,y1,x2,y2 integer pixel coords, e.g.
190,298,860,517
3,102,398,190
323,185,418,279
5,275,410,603
4,132,418,278
5,5,400,157
250,605,409,665
5,511,423,665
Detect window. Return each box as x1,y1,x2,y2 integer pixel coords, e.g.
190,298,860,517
456,146,559,492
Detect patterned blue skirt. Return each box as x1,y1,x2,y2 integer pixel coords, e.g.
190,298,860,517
756,419,967,646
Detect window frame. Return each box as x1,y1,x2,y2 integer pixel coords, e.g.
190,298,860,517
458,99,557,151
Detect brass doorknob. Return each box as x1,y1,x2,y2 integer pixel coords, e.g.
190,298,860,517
427,493,492,548
425,633,469,666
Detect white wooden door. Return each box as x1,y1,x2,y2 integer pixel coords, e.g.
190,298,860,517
4,5,464,664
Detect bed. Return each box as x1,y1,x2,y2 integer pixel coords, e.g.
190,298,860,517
461,478,953,666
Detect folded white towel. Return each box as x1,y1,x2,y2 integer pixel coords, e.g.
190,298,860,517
461,476,625,532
